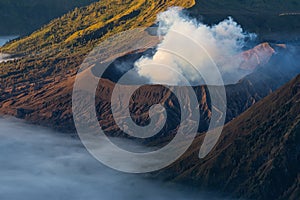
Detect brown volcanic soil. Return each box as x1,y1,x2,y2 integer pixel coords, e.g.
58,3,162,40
0,43,299,136
0,47,299,200
162,74,300,200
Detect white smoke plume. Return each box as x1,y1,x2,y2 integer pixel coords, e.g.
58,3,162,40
135,8,256,85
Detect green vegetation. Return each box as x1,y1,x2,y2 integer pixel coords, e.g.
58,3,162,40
0,0,194,55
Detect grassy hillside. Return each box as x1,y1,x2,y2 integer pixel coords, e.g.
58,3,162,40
0,0,98,36
0,0,194,55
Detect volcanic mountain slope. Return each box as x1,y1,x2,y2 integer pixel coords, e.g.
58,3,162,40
0,0,195,55
0,1,299,198
225,44,300,121
0,42,299,135
0,0,299,134
0,0,195,121
0,0,195,130
162,74,300,200
0,0,98,36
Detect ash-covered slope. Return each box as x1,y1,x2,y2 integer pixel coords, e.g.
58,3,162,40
163,74,300,200
0,43,299,135
0,0,299,133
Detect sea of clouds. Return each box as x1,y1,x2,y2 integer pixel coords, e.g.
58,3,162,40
0,117,232,200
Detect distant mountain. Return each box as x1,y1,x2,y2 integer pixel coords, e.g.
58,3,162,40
189,0,300,42
162,73,300,200
0,0,98,36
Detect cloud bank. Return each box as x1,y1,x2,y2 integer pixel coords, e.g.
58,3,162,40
0,117,231,200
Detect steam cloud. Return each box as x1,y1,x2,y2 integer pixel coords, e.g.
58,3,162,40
0,117,230,200
135,8,256,85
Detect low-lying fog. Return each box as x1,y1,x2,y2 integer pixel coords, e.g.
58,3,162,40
0,117,231,200
0,36,18,63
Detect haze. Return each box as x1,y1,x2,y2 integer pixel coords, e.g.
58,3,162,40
0,117,231,200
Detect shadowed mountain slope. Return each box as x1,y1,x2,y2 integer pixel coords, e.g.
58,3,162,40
0,44,299,135
162,73,300,200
